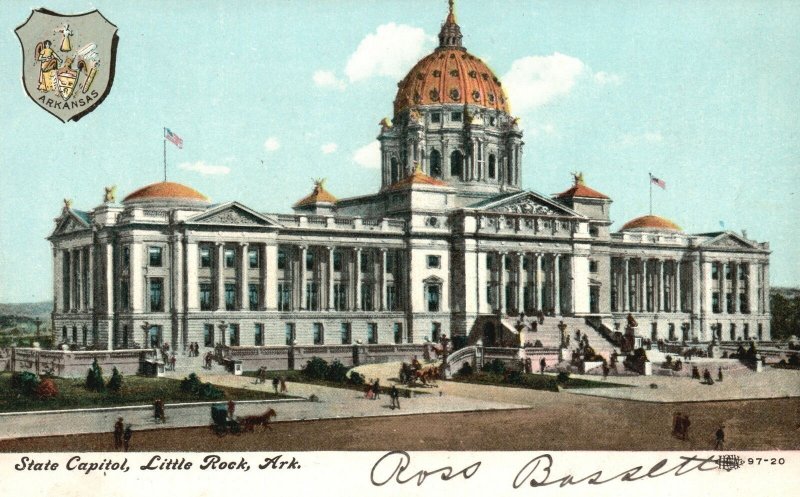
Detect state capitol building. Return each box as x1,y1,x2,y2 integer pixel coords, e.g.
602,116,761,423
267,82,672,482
48,3,771,359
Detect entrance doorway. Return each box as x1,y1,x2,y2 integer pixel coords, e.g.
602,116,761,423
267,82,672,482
483,322,496,347
148,325,161,348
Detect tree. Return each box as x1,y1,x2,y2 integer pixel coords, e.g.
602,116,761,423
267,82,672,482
107,367,124,393
85,358,105,392
771,293,800,340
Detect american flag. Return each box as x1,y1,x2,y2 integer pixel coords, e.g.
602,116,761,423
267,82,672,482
164,128,183,149
650,173,666,189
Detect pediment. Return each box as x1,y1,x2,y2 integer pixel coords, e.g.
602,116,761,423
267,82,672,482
52,210,90,236
701,232,759,250
469,191,583,218
186,202,278,227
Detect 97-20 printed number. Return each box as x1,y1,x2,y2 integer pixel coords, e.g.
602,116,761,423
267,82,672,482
746,457,785,465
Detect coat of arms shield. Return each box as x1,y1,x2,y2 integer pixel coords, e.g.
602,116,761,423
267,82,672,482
15,9,118,122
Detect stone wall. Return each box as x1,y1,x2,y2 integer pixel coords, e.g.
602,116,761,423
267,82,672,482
10,348,151,378
224,344,427,372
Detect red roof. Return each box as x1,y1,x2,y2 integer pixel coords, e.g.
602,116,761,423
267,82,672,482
621,215,682,232
294,183,337,208
387,168,448,191
556,183,609,200
123,181,208,203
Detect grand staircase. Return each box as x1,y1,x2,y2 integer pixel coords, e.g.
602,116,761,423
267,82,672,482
501,315,618,359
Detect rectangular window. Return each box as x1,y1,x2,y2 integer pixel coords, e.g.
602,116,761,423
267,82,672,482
451,111,462,122
200,246,212,268
229,324,240,346
386,284,397,311
426,284,441,312
254,323,263,346
360,251,370,273
120,279,129,311
285,323,295,345
225,283,237,311
122,325,128,348
278,282,291,311
712,265,719,280
333,251,342,271
340,323,351,344
148,246,163,267
431,112,441,123
313,323,324,345
386,251,396,272
486,253,495,270
725,265,732,280
334,283,347,311
522,256,530,270
361,283,373,311
199,282,212,310
504,254,512,270
122,246,130,268
249,248,260,269
427,255,441,268
393,323,403,344
277,249,287,270
367,323,378,344
149,278,164,311
712,292,721,313
489,116,496,126
224,248,236,268
204,324,214,347
431,322,441,343
306,282,319,310
306,251,315,271
249,283,260,310
589,260,598,273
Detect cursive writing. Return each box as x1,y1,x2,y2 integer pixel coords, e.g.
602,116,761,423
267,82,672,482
513,453,719,489
370,450,481,486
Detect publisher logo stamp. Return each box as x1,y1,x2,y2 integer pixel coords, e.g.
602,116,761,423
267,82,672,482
15,9,118,122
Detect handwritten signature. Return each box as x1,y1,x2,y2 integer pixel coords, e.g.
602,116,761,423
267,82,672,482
370,451,720,488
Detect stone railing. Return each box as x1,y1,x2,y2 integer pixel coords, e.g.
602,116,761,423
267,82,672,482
273,214,405,233
223,343,426,372
472,213,585,238
10,348,151,377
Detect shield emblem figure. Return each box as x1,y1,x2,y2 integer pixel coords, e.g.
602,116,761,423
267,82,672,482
16,9,118,122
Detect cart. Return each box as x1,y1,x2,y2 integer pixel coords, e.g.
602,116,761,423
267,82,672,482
210,403,241,436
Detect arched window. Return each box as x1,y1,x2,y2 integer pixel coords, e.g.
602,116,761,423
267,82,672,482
390,157,399,183
450,150,463,178
429,149,442,178
488,154,496,179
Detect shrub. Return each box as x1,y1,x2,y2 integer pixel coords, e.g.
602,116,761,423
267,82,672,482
179,373,222,400
325,360,349,383
85,358,105,392
533,340,543,348
556,371,571,384
482,358,506,375
301,357,329,381
11,371,40,396
506,369,523,385
457,361,473,377
180,373,202,393
348,370,365,385
35,378,59,399
107,367,124,393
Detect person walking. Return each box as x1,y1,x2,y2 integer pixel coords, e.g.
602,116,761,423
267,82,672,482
602,362,610,380
169,353,176,372
539,357,546,374
227,399,236,420
672,412,682,439
279,376,287,393
714,425,725,450
681,414,691,441
372,379,380,400
272,376,279,394
154,399,165,423
123,425,133,452
389,384,401,410
114,417,124,450
717,367,724,382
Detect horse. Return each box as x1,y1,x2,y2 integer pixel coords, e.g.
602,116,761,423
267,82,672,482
413,365,440,386
238,408,277,432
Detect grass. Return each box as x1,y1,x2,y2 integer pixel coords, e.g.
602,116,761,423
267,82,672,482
0,372,289,413
451,371,632,392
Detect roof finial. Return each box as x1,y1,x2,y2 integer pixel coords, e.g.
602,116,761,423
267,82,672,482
447,0,456,23
438,0,463,49
572,171,585,186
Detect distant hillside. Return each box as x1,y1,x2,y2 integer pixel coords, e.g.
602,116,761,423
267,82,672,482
0,301,52,320
772,287,800,299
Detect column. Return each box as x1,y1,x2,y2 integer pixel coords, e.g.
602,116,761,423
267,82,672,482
259,244,268,310
553,254,561,315
87,246,94,310
762,263,770,313
675,261,682,312
380,248,388,311
534,253,542,311
640,259,647,312
623,258,630,312
568,254,576,315
238,242,249,311
327,247,335,311
498,251,506,313
732,261,739,313
721,262,729,313
74,249,82,311
215,243,225,311
172,235,184,313
658,259,665,312
353,248,362,311
264,244,278,311
693,258,702,314
517,252,525,313
299,245,307,311
130,243,143,313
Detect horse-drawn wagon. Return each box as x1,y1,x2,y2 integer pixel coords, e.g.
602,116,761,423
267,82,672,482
210,403,241,436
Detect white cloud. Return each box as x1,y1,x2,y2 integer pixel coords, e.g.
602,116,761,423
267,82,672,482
263,136,280,152
594,71,623,86
619,132,664,147
502,52,587,114
313,70,346,90
528,123,557,137
178,161,230,176
345,23,434,82
321,142,338,154
353,141,381,169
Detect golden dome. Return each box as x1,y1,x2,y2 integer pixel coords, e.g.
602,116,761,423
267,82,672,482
123,181,209,204
393,2,509,115
620,215,682,232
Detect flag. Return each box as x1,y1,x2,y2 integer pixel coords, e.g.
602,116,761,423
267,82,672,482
164,128,183,149
650,173,666,189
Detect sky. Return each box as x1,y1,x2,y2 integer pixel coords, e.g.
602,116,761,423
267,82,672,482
0,0,798,302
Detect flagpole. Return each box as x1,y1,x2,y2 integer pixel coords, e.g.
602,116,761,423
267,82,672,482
163,127,167,182
648,173,653,215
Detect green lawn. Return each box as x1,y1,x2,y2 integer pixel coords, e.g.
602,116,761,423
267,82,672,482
451,372,632,392
0,372,289,413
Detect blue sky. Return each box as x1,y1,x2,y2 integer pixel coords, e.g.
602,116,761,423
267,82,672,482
0,0,798,302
